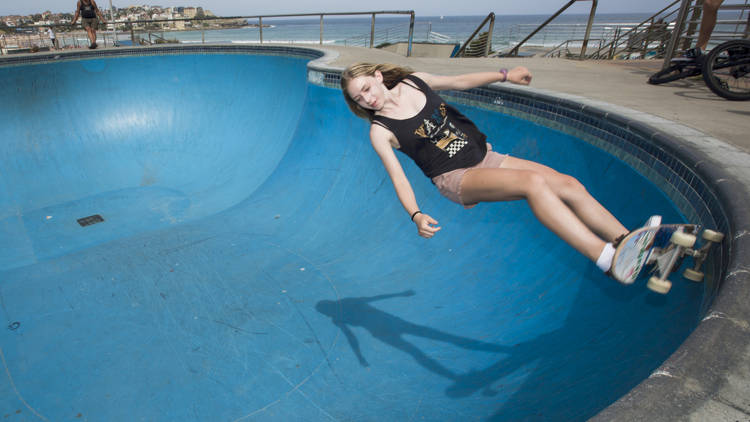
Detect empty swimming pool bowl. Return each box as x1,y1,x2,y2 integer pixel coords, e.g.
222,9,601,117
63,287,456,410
0,46,748,421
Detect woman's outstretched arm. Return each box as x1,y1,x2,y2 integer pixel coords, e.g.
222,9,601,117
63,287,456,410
414,67,532,91
370,124,441,238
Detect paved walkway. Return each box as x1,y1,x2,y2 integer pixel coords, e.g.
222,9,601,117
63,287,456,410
319,45,750,153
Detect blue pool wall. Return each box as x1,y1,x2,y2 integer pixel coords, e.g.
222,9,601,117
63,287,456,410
0,45,746,421
0,50,312,269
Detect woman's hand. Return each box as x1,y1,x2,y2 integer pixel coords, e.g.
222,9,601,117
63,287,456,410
507,66,532,85
414,213,441,238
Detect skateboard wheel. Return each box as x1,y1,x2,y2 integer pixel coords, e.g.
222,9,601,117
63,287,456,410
702,229,724,243
647,276,672,294
670,231,696,248
683,268,704,282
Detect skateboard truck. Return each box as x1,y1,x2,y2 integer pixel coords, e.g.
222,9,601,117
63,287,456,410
681,229,725,282
646,228,724,294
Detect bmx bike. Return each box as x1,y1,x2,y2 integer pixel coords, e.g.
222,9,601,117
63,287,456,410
648,38,750,101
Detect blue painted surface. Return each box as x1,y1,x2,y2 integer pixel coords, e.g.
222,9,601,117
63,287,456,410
0,53,703,421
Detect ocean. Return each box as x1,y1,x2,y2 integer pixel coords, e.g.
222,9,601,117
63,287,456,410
119,13,657,51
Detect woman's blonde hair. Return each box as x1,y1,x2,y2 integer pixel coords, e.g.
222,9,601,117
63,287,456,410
340,63,413,121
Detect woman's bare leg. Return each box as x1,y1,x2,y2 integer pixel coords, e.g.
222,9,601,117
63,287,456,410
499,156,627,241
460,160,626,262
697,0,723,51
86,27,96,45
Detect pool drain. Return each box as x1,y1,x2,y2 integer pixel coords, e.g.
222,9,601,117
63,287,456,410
77,214,104,227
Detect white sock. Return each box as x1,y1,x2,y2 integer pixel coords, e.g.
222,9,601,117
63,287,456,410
596,243,616,272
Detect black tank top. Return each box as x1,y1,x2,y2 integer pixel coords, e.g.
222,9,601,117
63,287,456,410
80,1,96,18
372,74,487,179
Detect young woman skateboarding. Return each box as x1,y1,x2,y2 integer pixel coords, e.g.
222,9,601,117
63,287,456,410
340,62,658,275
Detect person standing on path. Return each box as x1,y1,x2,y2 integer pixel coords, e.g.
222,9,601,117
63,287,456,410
47,27,58,50
72,0,107,49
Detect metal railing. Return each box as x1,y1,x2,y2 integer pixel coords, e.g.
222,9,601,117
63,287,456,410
341,21,417,48
241,11,415,51
1,10,417,56
0,30,122,51
427,31,452,43
11,5,743,63
455,13,495,57
534,0,748,61
503,0,598,58
338,22,458,49
562,0,681,59
545,38,605,58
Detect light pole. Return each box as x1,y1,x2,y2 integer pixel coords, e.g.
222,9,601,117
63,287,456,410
109,0,118,46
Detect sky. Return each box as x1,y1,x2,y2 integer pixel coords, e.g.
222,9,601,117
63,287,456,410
3,0,674,17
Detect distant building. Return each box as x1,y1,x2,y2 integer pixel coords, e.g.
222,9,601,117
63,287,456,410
0,5,226,31
4,16,20,26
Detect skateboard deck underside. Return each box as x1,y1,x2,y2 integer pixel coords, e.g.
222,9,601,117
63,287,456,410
611,224,697,284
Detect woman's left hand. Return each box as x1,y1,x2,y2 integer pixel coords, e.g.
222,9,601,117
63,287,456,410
414,213,441,239
507,66,532,85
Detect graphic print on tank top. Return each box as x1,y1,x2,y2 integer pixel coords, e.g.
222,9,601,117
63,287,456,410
80,2,96,18
414,103,469,158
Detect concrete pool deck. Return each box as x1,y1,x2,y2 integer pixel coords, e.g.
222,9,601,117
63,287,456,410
308,45,750,421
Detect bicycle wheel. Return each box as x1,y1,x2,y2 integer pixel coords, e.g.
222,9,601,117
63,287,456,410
702,39,750,101
648,60,701,85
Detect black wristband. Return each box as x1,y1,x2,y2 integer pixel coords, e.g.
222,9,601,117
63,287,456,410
410,210,422,221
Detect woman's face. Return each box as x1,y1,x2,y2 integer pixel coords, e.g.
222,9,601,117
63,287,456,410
346,71,385,111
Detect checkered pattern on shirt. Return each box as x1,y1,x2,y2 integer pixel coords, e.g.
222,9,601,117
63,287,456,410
445,139,468,157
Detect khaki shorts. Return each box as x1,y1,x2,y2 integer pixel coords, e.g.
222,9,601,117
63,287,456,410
432,143,507,209
82,17,99,29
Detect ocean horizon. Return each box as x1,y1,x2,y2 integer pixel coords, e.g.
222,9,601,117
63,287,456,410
109,13,658,50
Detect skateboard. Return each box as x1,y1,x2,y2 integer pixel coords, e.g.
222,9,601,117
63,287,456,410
610,224,724,294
